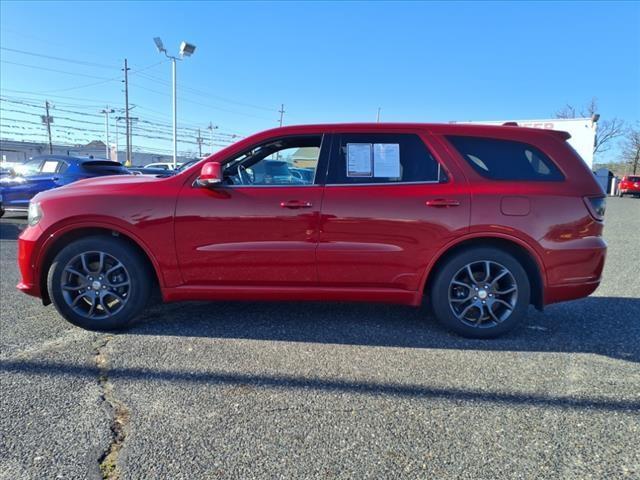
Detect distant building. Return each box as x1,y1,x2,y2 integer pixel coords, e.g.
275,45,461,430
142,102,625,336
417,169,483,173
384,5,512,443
0,138,197,167
290,147,320,169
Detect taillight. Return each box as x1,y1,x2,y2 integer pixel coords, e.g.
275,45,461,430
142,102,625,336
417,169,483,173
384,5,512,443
584,196,606,221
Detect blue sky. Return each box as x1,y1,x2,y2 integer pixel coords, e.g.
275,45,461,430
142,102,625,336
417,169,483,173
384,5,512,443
1,1,639,160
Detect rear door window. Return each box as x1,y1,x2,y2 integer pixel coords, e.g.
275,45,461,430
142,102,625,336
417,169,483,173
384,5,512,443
446,136,564,181
327,133,444,184
41,160,61,173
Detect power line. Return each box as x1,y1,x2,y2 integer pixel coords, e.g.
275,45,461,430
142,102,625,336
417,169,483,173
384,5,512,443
0,60,115,80
0,47,120,69
134,71,277,112
129,82,274,121
39,60,168,94
0,89,123,108
1,98,241,138
1,46,281,123
0,30,123,65
1,119,233,147
1,104,238,141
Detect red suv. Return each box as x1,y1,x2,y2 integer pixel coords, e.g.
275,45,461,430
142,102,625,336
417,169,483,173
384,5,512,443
17,124,607,338
618,175,640,197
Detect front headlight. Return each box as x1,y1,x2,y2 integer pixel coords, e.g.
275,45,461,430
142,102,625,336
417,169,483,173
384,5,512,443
28,201,43,226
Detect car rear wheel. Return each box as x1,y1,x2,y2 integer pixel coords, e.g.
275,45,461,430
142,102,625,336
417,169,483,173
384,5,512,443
47,236,151,330
429,247,530,338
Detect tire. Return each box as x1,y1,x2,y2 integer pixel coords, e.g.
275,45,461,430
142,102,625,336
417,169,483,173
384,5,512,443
429,247,531,338
47,236,151,330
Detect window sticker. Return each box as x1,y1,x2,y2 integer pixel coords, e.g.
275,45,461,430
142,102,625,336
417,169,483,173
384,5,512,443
346,143,373,177
373,143,400,178
41,161,58,173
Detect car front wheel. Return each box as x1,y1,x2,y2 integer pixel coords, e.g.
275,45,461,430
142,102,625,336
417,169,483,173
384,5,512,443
47,236,151,330
429,247,531,338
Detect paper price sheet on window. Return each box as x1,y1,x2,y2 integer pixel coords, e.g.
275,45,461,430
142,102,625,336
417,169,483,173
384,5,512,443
346,143,373,177
347,143,400,178
373,143,400,178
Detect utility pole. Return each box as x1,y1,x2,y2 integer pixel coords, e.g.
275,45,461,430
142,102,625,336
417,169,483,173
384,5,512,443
207,122,218,155
43,101,53,154
376,107,381,123
128,117,139,165
278,104,285,127
114,117,121,163
123,59,131,166
196,128,203,157
100,106,115,159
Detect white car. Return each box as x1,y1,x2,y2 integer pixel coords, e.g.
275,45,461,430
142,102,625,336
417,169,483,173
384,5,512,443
144,162,182,170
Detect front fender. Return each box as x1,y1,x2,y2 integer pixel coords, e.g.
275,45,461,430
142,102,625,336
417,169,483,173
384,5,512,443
33,215,182,292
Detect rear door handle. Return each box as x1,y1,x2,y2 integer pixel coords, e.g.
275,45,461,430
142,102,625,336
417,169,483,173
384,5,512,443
426,198,460,208
280,200,313,209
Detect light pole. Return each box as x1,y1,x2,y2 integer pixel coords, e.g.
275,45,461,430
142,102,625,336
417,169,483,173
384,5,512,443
100,107,115,159
153,37,196,168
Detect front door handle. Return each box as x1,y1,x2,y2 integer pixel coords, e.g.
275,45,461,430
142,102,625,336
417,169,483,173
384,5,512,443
426,198,460,208
280,200,313,209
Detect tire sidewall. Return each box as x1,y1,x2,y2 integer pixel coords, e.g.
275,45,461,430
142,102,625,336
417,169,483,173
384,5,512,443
430,247,531,338
47,236,150,330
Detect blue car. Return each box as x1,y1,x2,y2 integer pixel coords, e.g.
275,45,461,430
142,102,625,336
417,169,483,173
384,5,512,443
0,155,130,216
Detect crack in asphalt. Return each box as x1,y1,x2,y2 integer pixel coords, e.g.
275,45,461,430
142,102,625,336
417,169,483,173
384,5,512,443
93,335,130,480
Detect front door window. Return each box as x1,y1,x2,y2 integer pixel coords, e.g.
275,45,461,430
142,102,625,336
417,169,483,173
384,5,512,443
223,136,321,186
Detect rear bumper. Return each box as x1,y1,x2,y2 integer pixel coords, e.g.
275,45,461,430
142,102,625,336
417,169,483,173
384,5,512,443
545,279,602,305
543,237,607,305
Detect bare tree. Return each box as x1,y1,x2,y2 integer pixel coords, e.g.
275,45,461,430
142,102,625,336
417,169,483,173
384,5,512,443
555,97,625,155
620,126,640,175
555,104,577,119
595,117,626,155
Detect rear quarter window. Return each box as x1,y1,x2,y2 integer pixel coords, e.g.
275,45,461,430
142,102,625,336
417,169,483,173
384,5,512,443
446,136,564,181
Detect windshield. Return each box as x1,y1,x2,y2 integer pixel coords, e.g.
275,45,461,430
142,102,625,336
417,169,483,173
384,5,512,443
176,159,199,172
16,159,42,176
627,176,640,182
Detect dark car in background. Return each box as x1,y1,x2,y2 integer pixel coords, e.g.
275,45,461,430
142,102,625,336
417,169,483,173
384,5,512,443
0,155,129,216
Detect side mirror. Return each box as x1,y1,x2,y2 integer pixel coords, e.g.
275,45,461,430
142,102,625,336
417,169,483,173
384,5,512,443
196,161,223,187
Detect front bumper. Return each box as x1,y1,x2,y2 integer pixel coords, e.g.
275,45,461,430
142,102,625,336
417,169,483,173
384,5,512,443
16,226,43,299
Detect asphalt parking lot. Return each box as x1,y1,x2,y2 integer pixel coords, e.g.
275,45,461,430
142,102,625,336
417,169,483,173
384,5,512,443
1,197,639,480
